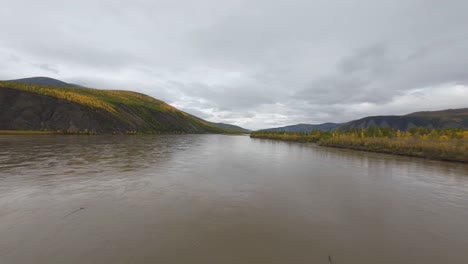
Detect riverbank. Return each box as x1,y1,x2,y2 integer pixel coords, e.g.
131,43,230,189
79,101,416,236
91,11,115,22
0,130,54,135
251,128,468,163
0,130,245,136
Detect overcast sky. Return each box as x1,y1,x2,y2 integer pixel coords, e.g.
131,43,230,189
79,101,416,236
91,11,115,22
1,0,467,129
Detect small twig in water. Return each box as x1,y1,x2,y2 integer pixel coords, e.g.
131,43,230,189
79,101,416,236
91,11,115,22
328,255,333,264
64,207,85,218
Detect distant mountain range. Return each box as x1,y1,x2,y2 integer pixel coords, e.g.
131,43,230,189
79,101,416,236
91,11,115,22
260,108,468,132
0,77,249,134
210,122,251,133
260,122,341,132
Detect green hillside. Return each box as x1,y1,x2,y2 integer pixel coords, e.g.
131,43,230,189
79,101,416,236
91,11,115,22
340,109,468,130
0,81,227,134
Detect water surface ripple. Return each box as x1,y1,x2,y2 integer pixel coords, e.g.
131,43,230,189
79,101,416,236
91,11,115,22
1,135,467,263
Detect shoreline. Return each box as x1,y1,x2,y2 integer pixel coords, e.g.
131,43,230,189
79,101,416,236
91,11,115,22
0,130,55,135
319,143,468,164
250,133,468,163
0,130,245,136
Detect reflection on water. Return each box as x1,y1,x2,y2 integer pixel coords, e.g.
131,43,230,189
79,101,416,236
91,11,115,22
1,135,468,264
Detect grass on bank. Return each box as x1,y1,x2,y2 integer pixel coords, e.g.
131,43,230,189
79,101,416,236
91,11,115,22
250,127,468,162
0,130,54,135
0,81,174,114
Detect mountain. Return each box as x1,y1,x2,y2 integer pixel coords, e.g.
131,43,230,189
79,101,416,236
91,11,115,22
8,77,83,88
259,122,341,132
341,108,468,130
406,108,468,117
0,80,234,134
210,122,251,133
259,108,468,132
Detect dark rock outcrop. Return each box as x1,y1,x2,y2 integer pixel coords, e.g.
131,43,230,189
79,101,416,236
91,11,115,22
0,88,123,132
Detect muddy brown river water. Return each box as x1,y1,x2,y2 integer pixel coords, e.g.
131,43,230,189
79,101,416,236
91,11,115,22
1,135,467,263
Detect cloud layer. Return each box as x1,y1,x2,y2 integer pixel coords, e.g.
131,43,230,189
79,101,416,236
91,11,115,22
1,0,467,129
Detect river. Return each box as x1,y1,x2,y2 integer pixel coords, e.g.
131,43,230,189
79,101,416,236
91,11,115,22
1,135,467,263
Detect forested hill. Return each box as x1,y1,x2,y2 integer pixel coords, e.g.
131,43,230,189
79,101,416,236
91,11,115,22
0,80,243,134
259,108,468,132
341,108,468,130
260,123,341,133
406,108,468,117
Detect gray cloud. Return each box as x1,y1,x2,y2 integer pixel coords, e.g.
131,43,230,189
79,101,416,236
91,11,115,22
1,0,468,130
34,63,59,74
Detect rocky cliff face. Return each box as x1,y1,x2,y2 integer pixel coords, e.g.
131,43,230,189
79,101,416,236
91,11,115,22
0,88,123,132
0,84,228,134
